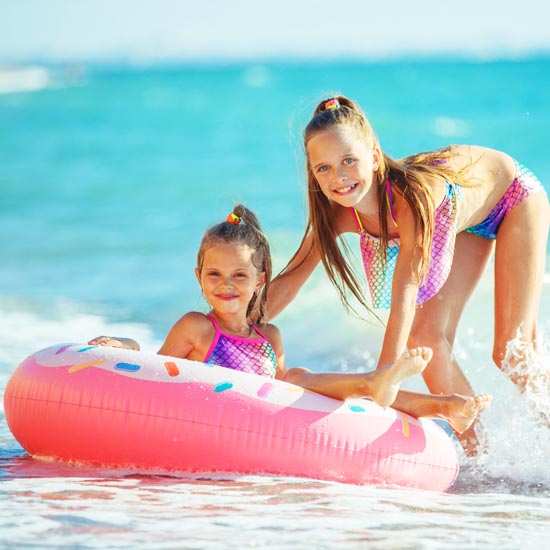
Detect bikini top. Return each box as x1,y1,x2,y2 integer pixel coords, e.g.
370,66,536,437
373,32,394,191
351,181,461,309
203,314,277,378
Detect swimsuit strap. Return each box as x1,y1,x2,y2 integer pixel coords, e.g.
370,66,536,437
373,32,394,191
206,313,222,336
350,179,398,233
204,314,222,363
350,207,364,232
251,323,269,340
385,178,398,227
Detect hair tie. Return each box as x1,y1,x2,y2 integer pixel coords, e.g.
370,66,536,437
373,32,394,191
324,98,340,111
226,212,241,225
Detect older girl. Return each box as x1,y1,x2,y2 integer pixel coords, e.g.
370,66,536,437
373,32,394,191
266,96,546,453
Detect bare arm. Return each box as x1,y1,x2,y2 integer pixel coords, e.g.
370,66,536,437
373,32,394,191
89,312,212,361
266,231,321,320
88,336,141,350
157,312,212,360
377,198,423,367
269,323,380,401
266,204,354,320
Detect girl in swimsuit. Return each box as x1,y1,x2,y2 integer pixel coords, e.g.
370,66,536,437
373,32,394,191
89,204,490,434
266,96,548,454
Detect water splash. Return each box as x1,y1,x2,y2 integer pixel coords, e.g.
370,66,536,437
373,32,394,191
457,330,550,491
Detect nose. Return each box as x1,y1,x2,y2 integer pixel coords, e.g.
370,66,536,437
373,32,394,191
335,166,348,182
220,275,233,288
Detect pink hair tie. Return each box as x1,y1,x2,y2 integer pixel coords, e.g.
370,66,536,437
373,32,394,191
226,213,241,224
325,98,340,111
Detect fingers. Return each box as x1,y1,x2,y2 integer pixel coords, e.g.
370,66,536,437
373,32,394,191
88,336,122,347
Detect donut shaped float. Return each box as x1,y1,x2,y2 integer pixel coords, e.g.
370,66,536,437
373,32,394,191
4,344,459,491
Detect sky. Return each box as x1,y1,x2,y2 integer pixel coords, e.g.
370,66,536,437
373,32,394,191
1,0,550,63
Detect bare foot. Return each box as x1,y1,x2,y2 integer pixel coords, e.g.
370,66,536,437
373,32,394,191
443,394,492,434
371,347,433,407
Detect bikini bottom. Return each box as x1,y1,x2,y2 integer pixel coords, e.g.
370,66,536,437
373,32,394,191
465,161,546,240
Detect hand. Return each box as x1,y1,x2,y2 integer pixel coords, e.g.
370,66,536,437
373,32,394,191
88,336,140,350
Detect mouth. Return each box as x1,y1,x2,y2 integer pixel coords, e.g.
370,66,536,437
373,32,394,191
333,182,358,195
216,294,239,301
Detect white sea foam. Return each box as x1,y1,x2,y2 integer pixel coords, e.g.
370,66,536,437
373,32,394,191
0,66,51,94
0,299,160,374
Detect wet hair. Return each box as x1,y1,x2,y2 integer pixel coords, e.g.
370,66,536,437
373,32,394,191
196,204,272,323
289,94,466,317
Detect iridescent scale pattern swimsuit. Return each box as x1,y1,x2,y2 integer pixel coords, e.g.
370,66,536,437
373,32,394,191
351,181,460,309
352,159,546,309
204,314,277,378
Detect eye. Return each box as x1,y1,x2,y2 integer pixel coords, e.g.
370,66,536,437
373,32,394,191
343,157,355,165
234,272,248,279
315,164,329,174
206,270,220,278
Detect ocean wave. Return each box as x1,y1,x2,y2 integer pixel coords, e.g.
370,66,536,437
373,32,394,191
0,64,85,95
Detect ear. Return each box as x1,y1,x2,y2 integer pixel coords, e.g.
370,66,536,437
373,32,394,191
372,146,381,170
194,267,202,287
256,271,266,291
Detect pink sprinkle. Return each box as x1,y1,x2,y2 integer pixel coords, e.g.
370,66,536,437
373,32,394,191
257,382,274,398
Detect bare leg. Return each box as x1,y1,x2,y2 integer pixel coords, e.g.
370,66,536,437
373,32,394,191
391,391,492,434
284,347,432,406
493,193,549,388
394,232,495,455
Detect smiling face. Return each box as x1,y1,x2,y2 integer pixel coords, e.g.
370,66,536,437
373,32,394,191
306,126,380,208
195,242,265,318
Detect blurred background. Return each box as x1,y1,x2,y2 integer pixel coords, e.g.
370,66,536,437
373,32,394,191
3,2,550,534
1,0,550,377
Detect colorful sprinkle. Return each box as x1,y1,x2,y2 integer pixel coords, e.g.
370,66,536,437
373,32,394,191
284,386,303,393
257,382,274,398
68,359,106,374
400,413,410,438
348,404,366,413
164,361,180,377
213,382,233,393
77,346,96,353
114,362,141,372
55,345,71,355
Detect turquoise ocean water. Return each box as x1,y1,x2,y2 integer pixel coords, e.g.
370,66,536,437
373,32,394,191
2,58,550,548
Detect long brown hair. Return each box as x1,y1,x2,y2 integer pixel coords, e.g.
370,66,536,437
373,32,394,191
289,95,466,316
197,204,272,323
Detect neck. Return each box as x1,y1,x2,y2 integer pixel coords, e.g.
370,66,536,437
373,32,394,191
209,311,253,337
353,181,380,216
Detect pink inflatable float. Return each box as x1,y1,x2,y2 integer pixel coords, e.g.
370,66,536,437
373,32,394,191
4,343,459,491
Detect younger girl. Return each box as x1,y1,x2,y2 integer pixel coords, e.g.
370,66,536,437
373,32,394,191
90,204,491,434
266,96,548,453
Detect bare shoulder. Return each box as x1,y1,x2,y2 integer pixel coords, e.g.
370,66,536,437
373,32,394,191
257,322,284,352
170,311,213,338
257,322,282,341
159,311,215,360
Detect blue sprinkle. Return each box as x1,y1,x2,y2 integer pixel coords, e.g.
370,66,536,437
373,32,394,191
348,404,366,413
213,382,233,393
78,346,96,353
115,362,141,372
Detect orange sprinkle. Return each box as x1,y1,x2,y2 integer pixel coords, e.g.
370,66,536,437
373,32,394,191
68,359,106,374
164,361,180,377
